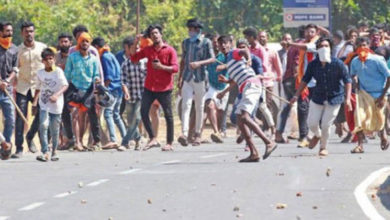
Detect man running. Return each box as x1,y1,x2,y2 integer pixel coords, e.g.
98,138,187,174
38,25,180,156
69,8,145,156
291,37,352,156
217,44,277,162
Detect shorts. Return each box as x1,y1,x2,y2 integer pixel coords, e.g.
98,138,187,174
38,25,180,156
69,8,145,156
235,82,262,115
204,86,229,110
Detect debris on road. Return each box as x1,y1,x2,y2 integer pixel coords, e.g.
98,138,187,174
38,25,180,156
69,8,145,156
326,168,331,177
81,200,87,204
147,199,152,204
312,206,318,209
236,213,243,218
276,203,287,209
233,206,240,212
276,172,285,176
296,192,302,197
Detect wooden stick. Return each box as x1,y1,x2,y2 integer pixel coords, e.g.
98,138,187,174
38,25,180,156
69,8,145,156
3,89,28,124
264,87,290,104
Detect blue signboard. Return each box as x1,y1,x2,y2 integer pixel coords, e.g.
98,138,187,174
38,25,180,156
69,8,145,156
283,0,329,8
283,0,331,28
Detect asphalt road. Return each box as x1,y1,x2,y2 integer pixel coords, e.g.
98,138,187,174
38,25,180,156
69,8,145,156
0,135,390,220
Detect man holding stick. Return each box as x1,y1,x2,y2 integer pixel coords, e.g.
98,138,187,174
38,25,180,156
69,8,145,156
13,21,47,158
0,21,18,159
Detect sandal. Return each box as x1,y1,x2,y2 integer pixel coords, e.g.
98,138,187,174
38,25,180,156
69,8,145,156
36,153,49,162
275,137,289,144
201,139,211,144
236,135,244,144
381,139,390,151
143,142,161,151
1,142,12,160
239,155,260,163
51,152,59,161
319,149,329,156
263,143,278,160
102,142,119,150
351,146,364,154
177,136,188,147
161,145,174,151
192,137,201,147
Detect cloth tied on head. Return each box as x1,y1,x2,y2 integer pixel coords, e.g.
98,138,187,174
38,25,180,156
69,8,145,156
76,32,92,50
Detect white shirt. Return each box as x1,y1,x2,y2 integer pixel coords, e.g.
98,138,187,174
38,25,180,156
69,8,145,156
36,67,68,114
17,41,47,95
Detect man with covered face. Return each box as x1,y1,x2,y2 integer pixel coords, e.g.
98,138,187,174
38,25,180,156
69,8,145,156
291,37,352,156
177,18,216,147
349,37,390,154
0,21,18,159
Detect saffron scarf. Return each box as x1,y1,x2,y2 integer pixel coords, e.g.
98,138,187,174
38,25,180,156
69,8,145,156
295,35,319,100
0,37,12,49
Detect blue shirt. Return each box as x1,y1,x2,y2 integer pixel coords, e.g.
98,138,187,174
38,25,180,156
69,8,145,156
302,57,351,105
65,51,100,91
115,50,126,66
251,54,263,75
351,54,390,98
207,53,228,91
101,51,122,94
182,36,214,82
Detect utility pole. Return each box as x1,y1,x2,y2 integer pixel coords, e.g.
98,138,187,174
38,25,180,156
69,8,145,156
136,0,140,34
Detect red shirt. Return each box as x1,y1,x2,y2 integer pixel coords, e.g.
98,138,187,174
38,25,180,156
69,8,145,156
130,43,178,92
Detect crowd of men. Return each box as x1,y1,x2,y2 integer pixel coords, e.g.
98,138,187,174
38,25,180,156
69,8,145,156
0,18,389,162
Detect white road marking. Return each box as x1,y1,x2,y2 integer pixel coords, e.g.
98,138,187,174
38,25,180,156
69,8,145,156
119,168,142,175
137,170,175,175
201,153,228,159
53,191,78,198
0,216,10,220
18,202,45,211
86,179,110,187
354,167,390,220
161,160,181,165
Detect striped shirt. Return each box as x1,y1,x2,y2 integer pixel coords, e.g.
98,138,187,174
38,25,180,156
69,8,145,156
226,50,256,88
182,36,214,82
121,58,146,102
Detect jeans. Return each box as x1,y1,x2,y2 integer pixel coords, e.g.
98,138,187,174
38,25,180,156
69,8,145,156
141,89,174,144
277,77,296,133
62,104,74,141
39,110,61,154
88,101,101,143
15,91,40,152
121,100,141,145
104,92,126,142
297,97,309,140
181,79,206,136
0,91,15,142
307,101,341,149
